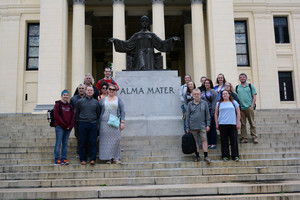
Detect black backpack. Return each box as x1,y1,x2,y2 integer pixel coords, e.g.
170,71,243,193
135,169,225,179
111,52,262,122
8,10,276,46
181,132,196,154
47,102,72,127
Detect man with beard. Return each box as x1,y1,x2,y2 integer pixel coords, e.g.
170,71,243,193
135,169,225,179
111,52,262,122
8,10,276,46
236,73,258,144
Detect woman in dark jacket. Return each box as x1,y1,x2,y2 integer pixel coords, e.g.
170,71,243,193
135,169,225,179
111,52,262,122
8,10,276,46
53,90,74,165
201,79,219,149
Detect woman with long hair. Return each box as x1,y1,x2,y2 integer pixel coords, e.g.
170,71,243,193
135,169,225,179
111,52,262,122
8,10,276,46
215,90,240,162
201,79,218,149
214,73,226,100
224,82,239,103
184,81,196,132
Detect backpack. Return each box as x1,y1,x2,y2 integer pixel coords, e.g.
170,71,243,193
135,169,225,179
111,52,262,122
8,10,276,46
235,83,256,110
181,132,196,154
47,101,72,127
100,79,115,86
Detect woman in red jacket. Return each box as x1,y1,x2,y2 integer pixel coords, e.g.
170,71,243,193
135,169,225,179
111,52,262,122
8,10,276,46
53,90,74,165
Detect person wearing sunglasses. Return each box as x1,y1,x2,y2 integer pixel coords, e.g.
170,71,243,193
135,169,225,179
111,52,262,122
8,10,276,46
98,82,109,102
99,84,125,164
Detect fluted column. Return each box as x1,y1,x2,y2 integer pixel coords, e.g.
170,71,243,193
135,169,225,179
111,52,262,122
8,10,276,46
206,0,238,86
112,0,126,74
35,0,69,112
85,12,93,75
72,0,86,93
152,0,166,69
183,11,194,79
191,0,206,86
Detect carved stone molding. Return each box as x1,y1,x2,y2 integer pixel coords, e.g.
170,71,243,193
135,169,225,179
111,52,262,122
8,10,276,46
152,0,164,5
182,11,191,25
73,0,86,6
190,0,203,5
1,15,20,22
113,0,125,5
85,12,94,26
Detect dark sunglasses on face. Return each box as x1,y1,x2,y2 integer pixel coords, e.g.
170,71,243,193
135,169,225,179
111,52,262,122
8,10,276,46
109,88,116,91
102,87,107,90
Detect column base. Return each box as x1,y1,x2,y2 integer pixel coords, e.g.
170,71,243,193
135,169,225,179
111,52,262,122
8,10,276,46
33,104,54,113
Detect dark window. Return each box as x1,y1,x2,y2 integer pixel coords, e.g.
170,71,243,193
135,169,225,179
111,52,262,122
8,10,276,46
274,17,290,43
278,72,294,101
26,23,40,70
234,21,250,66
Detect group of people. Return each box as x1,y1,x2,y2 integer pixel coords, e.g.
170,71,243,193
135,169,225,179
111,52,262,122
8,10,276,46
181,73,258,163
52,68,257,165
53,67,125,165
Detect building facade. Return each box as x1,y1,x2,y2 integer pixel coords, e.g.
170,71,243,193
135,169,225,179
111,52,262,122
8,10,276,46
0,0,300,113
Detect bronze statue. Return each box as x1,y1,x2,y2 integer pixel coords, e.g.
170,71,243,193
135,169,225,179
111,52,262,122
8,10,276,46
109,16,180,70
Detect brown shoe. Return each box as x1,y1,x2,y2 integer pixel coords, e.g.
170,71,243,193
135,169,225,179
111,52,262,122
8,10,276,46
253,138,258,144
90,160,96,165
194,156,200,162
241,138,248,143
204,157,211,164
81,161,86,165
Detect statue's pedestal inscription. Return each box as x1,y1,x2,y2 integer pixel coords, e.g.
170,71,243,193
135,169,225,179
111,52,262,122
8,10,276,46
115,71,183,136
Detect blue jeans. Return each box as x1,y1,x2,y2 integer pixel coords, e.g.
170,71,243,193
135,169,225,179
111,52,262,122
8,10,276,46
207,116,217,145
54,126,71,162
78,121,97,162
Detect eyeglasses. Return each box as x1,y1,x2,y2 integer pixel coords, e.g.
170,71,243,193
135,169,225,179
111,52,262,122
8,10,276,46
109,88,116,91
102,87,107,90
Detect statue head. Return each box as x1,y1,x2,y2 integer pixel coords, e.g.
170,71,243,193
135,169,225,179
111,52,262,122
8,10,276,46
140,15,150,29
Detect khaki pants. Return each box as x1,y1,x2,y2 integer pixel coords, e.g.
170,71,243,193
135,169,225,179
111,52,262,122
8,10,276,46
240,107,257,140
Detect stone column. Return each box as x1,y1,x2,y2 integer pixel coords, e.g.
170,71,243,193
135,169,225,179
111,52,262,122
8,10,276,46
191,0,206,86
85,12,93,75
152,0,167,69
183,11,194,79
0,15,20,113
292,13,300,108
252,12,278,109
206,0,238,85
112,0,126,74
72,0,86,93
35,0,69,112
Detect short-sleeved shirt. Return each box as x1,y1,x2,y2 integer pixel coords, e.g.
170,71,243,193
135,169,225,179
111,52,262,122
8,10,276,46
236,83,257,110
217,100,239,125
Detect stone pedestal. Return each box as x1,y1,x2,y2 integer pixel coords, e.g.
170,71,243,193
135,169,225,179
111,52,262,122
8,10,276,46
115,71,183,136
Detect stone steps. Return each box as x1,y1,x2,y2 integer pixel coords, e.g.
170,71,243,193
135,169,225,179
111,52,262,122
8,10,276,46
0,172,299,189
0,181,300,199
1,160,299,180
0,110,300,199
0,151,299,165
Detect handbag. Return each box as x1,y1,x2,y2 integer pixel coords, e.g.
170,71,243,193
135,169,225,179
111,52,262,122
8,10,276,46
106,98,120,128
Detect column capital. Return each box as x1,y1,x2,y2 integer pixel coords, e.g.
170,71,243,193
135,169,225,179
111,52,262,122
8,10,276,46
182,11,191,25
113,0,125,5
152,0,164,5
73,0,86,6
85,12,94,26
190,0,203,5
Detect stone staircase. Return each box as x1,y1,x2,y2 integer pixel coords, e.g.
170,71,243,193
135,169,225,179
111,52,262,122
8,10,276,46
0,110,300,199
